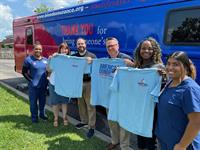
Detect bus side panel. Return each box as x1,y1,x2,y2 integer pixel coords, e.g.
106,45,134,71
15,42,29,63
44,1,199,83
34,23,58,58
30,0,200,83
38,6,166,57
13,26,26,73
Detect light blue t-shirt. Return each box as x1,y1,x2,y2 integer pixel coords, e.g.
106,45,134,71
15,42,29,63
108,67,162,137
91,58,126,108
49,54,89,98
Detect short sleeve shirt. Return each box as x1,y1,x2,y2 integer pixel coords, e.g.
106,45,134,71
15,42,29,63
156,77,200,150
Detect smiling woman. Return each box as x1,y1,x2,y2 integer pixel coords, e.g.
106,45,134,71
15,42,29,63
156,51,200,150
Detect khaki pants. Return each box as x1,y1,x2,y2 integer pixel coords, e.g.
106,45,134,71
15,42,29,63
78,81,96,129
107,109,130,150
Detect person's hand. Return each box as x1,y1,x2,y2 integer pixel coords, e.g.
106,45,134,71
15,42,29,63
86,57,93,64
157,68,166,76
174,143,186,150
48,52,58,59
112,66,117,73
124,59,134,67
52,52,58,57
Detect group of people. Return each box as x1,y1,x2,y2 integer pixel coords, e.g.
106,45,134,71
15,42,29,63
22,37,200,150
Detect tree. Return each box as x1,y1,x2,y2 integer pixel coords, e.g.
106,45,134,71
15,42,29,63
171,17,200,43
34,3,53,14
78,0,84,4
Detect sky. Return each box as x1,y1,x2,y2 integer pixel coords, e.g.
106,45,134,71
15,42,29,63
0,0,98,41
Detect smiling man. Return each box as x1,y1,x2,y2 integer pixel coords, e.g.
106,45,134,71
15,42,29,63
72,37,97,138
105,37,134,150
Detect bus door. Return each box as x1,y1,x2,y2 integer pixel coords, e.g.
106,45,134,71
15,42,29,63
25,26,34,56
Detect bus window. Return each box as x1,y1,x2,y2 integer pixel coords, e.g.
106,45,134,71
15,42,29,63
165,8,200,45
26,28,33,45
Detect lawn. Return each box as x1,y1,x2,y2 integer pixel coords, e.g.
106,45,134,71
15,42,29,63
0,85,106,150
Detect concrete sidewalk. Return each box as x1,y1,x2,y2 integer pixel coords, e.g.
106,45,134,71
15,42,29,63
0,59,22,80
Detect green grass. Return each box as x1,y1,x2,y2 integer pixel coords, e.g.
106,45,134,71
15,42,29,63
0,85,106,150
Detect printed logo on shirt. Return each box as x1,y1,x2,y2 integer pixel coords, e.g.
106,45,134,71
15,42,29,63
72,64,78,68
32,61,36,66
138,79,148,87
99,64,117,77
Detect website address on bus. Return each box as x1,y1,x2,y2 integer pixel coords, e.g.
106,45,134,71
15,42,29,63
37,6,84,19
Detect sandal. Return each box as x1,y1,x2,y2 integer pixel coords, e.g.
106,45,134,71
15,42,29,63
63,119,68,126
53,119,58,127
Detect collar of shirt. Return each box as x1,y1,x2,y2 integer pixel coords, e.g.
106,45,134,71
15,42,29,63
79,50,87,56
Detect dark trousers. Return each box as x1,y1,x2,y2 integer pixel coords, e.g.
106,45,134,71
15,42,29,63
137,105,158,150
28,86,46,120
137,135,157,150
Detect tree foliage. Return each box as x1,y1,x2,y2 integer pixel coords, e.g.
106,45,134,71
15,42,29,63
34,3,53,14
171,17,200,43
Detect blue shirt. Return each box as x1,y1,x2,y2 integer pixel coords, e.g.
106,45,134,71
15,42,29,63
91,58,126,108
23,55,48,88
156,77,200,150
49,54,89,98
108,67,162,137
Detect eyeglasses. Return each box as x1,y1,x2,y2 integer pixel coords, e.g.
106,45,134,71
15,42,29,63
106,44,117,49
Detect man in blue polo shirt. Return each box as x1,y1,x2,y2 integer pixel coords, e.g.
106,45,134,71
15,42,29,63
22,43,48,123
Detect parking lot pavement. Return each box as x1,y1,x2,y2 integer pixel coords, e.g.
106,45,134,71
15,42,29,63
0,59,22,80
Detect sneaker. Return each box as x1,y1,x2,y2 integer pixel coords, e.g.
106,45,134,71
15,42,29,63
87,129,94,138
39,115,48,121
75,123,88,129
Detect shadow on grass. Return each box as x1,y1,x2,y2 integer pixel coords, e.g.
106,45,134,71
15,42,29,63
0,114,84,137
0,114,106,149
0,85,86,137
45,136,106,150
0,85,106,149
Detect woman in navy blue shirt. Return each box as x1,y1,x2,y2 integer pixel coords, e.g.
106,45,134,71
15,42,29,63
22,43,48,123
156,51,200,150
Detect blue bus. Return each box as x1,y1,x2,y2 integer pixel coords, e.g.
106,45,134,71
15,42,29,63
14,0,200,83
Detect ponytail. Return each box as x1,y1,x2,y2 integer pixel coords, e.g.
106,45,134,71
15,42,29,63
189,59,196,80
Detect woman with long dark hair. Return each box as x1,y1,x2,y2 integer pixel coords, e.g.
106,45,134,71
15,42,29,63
156,51,200,150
